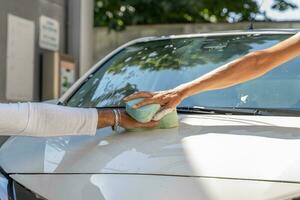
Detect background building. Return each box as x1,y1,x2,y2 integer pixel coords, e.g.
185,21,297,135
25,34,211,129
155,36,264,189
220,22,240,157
0,0,94,102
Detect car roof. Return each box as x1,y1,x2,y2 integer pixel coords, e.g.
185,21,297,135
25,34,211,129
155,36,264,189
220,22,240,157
131,29,299,43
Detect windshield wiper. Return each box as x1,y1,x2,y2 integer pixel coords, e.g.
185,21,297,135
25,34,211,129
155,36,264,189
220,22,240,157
242,107,300,116
177,106,300,116
177,106,262,115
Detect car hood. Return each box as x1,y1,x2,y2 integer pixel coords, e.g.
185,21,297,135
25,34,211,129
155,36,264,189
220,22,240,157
1,114,300,182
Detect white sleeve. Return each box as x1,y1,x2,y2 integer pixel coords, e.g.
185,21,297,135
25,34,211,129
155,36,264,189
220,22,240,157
0,103,29,135
0,103,98,137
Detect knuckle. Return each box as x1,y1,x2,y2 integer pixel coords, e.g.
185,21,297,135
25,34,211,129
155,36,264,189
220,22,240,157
139,91,148,95
137,102,145,106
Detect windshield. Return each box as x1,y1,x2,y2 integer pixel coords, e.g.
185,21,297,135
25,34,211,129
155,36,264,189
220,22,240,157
67,33,300,110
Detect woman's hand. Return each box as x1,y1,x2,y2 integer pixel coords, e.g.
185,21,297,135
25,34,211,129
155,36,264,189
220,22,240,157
123,89,185,120
97,109,158,129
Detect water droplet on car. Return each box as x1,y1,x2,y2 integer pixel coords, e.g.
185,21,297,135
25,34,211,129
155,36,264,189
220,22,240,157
125,57,132,62
98,140,109,146
241,95,248,103
148,51,157,57
92,79,99,85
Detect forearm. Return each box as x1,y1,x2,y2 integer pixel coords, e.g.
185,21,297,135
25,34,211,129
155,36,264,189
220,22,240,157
176,51,263,97
97,110,115,128
0,103,29,135
176,33,300,99
0,103,99,137
97,109,158,130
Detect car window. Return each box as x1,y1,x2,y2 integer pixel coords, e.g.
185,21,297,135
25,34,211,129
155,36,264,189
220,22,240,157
67,33,300,109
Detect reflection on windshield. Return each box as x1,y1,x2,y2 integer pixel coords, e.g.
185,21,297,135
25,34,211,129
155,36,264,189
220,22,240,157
107,35,268,74
0,176,8,200
67,34,300,110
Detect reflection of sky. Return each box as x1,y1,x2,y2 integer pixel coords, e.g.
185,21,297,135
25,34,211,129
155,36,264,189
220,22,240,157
248,37,282,52
44,138,69,172
102,148,150,173
0,176,8,200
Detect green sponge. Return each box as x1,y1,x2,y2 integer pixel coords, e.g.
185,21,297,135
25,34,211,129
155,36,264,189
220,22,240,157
158,110,179,129
125,98,179,131
125,98,160,123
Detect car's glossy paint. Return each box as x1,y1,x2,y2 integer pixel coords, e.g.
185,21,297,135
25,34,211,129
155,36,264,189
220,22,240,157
10,174,300,200
2,114,300,184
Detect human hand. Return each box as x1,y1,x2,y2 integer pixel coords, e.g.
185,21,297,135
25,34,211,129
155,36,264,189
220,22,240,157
123,89,184,120
119,110,158,129
98,109,158,129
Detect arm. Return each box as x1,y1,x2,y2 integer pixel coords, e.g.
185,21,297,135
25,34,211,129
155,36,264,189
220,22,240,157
124,33,300,119
177,32,300,97
97,109,157,129
0,103,157,137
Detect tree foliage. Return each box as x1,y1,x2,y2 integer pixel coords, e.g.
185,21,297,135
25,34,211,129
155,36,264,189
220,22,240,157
94,0,298,31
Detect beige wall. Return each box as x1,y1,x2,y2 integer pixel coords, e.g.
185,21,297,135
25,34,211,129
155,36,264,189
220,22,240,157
93,22,300,64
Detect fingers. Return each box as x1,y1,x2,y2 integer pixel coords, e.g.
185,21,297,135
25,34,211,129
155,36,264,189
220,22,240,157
153,101,177,121
138,120,159,128
153,108,175,121
123,91,153,102
120,111,158,129
132,98,156,109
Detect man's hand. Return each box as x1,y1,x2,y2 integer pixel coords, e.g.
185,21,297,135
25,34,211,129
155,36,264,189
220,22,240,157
119,110,158,129
97,109,158,129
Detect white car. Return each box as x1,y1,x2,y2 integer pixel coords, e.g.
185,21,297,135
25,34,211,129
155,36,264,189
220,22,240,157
1,30,300,200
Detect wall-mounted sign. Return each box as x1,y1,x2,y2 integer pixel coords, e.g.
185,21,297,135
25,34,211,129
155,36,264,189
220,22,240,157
39,15,59,51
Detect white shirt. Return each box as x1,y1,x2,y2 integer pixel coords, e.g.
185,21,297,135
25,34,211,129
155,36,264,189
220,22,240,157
0,103,98,137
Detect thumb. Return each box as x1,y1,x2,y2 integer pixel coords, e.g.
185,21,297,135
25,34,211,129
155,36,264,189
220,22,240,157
153,107,175,121
139,120,159,128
